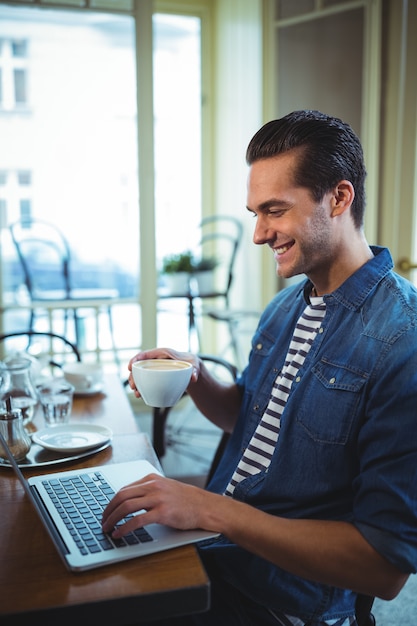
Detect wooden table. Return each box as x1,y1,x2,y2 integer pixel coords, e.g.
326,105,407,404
0,373,210,625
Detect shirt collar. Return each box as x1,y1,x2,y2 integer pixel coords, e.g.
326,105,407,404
302,246,394,310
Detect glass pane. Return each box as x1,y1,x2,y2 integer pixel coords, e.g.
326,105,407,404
14,68,27,103
0,5,139,315
153,13,202,348
12,40,27,57
17,170,31,185
153,13,202,264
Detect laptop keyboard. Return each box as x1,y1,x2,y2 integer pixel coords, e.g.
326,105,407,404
42,471,154,555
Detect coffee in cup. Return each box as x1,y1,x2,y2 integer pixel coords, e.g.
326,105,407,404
131,359,193,408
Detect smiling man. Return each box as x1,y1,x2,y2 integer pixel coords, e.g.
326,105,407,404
103,111,417,626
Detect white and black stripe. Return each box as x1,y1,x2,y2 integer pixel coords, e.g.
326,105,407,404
223,297,359,626
267,610,357,626
225,296,326,497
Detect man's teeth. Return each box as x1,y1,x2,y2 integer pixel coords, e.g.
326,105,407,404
276,243,293,254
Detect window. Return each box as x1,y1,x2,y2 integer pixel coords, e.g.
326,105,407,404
12,40,27,58
0,5,139,356
0,38,29,109
14,68,27,103
17,170,31,186
0,2,207,359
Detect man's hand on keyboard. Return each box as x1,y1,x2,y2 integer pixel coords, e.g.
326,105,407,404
101,473,222,538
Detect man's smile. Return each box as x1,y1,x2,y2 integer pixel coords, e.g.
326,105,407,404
274,240,295,257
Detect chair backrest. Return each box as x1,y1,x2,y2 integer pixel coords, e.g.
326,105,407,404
0,331,81,375
152,354,238,461
9,218,72,300
196,215,243,304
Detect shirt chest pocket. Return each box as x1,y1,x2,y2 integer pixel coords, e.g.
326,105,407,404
295,360,368,445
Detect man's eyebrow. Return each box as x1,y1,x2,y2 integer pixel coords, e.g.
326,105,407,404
246,199,292,214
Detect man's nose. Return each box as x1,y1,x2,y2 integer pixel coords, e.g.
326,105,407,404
253,216,273,246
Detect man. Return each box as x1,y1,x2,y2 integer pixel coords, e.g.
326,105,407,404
102,110,417,625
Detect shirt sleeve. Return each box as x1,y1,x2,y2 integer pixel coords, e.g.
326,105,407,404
353,328,417,573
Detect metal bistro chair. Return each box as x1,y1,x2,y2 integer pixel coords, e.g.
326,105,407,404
158,215,244,353
196,216,262,369
355,594,376,626
196,215,243,340
0,330,81,373
152,354,238,483
9,218,119,353
196,215,243,308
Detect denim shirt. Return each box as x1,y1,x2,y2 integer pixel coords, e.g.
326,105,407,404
201,246,417,623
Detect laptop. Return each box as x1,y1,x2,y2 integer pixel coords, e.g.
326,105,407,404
0,431,218,572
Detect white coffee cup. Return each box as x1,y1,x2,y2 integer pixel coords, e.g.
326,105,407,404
62,362,103,393
131,359,193,408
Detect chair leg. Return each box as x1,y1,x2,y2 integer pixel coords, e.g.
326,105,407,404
106,305,120,368
355,594,376,626
206,432,230,486
73,308,84,348
153,406,171,458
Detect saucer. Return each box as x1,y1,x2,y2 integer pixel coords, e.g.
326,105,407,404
73,383,104,397
32,423,113,454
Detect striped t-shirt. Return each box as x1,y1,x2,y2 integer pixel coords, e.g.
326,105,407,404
224,295,356,626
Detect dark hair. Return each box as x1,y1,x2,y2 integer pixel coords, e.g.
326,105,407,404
246,110,367,228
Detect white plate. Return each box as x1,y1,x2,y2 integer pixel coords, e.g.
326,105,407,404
32,424,113,454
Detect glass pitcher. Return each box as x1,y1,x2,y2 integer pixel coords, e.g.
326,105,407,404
0,355,39,425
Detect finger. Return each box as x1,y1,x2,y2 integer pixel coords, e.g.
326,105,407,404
102,476,158,528
101,499,138,531
128,353,143,371
128,372,140,396
109,509,159,538
102,480,144,522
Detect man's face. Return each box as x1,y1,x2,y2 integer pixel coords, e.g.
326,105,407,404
246,152,337,283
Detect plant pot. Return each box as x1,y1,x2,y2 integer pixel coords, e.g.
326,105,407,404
194,270,216,296
164,272,191,295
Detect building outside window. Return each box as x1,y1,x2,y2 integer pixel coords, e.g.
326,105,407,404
0,3,203,363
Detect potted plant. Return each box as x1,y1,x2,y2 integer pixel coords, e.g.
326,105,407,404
161,251,194,294
192,255,218,295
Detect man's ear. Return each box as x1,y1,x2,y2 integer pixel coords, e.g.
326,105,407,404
331,180,355,217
